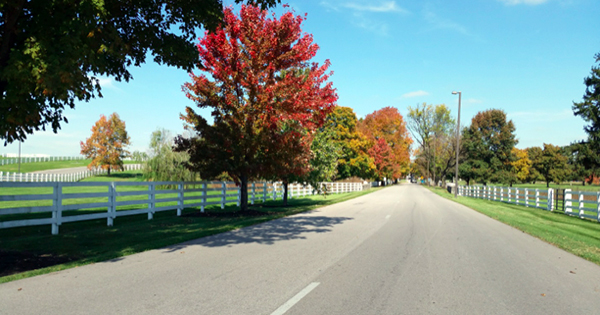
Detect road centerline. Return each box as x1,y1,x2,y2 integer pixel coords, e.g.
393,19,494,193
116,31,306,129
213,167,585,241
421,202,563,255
270,282,320,315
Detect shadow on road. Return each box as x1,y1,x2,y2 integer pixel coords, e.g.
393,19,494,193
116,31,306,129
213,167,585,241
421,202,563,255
163,215,353,251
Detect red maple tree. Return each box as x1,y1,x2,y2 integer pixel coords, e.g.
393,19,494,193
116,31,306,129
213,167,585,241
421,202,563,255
176,5,337,211
359,107,412,181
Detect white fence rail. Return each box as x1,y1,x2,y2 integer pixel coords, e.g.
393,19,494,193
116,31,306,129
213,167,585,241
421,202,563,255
562,189,600,221
0,180,366,235
0,156,85,165
459,185,600,223
0,164,142,182
459,185,554,210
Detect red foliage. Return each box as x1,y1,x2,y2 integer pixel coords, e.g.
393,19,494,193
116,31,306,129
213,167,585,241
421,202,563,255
359,107,412,179
178,5,337,210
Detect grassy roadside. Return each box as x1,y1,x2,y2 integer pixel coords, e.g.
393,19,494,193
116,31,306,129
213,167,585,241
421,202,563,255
427,186,600,266
0,159,137,173
0,187,381,284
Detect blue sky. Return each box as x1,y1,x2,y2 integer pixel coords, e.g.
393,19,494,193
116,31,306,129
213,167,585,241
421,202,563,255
2,0,599,157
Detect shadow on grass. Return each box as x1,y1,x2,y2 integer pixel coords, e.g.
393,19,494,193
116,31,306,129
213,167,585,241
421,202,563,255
165,215,352,250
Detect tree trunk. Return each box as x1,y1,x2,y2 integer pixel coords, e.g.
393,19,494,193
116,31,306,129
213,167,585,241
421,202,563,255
107,167,111,176
546,181,550,188
240,174,248,212
283,181,288,206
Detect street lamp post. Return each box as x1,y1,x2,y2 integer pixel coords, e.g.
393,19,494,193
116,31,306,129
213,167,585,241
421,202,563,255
452,91,462,197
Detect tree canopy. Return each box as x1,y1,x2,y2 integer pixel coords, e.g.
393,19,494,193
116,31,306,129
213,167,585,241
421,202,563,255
175,4,337,211
533,144,569,188
80,113,130,175
322,106,374,180
460,109,517,185
573,52,600,155
0,0,279,144
358,106,412,180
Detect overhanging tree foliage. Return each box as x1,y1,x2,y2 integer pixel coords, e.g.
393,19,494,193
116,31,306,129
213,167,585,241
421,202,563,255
175,5,337,211
0,0,279,144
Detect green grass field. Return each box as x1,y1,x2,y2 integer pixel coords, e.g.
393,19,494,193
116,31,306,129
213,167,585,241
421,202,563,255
0,186,378,284
0,159,137,173
428,186,600,267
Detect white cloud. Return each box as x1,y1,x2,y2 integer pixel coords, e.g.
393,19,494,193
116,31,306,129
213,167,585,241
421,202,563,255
465,98,483,104
423,9,469,36
343,1,409,13
318,1,408,36
402,90,429,98
498,0,549,5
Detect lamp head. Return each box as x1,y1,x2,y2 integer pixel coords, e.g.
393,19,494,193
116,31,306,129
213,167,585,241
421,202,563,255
452,91,459,95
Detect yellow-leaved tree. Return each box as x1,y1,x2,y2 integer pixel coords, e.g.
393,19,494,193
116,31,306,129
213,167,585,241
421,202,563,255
509,148,531,186
80,113,131,175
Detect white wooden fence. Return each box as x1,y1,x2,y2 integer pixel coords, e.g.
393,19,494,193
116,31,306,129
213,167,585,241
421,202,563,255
459,185,554,210
0,181,366,235
0,164,142,182
459,185,600,223
562,189,600,221
0,156,85,165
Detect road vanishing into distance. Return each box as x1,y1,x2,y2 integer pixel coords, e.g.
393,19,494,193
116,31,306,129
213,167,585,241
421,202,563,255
2,184,600,314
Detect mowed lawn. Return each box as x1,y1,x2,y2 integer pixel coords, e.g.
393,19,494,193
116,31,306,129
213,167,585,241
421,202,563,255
0,173,379,283
0,159,137,173
429,186,600,267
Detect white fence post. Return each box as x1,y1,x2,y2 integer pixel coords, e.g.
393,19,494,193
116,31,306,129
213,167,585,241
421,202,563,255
579,192,585,219
221,182,226,209
597,191,600,223
177,183,184,216
525,188,529,207
148,183,155,220
272,182,277,200
108,182,116,226
535,189,540,208
251,182,256,205
200,182,207,213
547,188,554,211
565,189,572,214
51,182,63,235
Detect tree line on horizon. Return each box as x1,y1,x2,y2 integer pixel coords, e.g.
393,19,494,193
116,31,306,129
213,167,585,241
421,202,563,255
409,48,599,189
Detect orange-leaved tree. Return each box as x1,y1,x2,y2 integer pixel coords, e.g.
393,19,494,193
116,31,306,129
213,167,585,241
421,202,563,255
359,107,412,181
175,5,337,211
80,113,131,175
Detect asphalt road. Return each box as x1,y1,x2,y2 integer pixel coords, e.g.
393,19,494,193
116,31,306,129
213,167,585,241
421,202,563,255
2,184,600,314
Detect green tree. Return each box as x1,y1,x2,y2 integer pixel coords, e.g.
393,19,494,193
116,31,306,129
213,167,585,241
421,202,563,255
0,0,279,144
573,52,600,161
534,143,569,188
407,103,456,184
461,109,517,185
525,146,543,183
143,129,195,182
564,141,600,185
303,129,340,195
323,106,375,180
80,113,130,175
